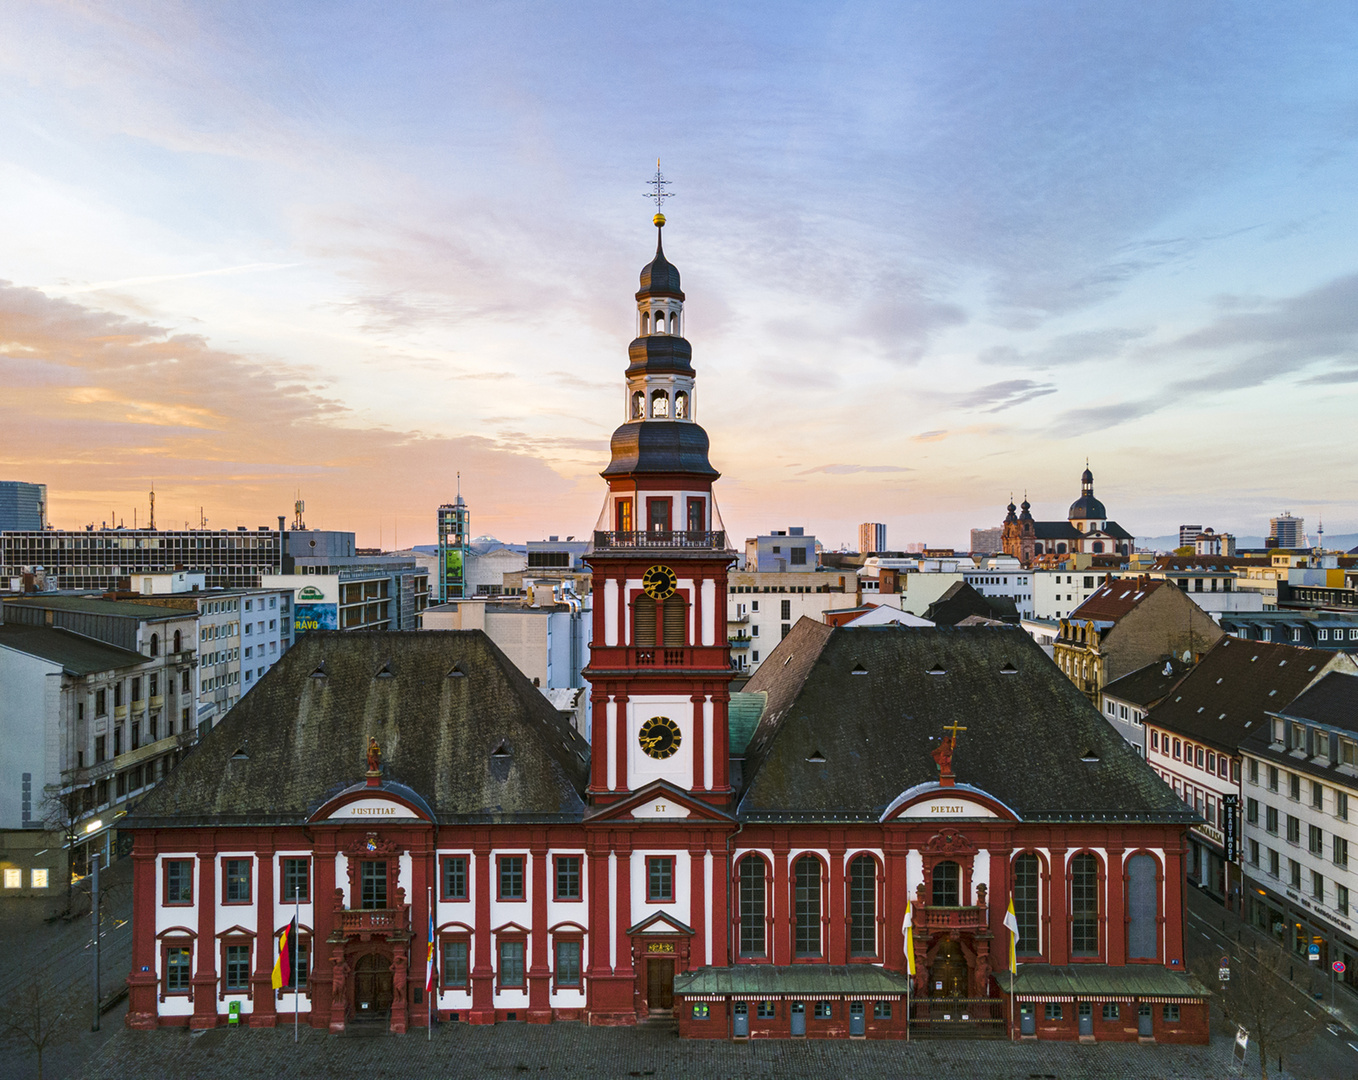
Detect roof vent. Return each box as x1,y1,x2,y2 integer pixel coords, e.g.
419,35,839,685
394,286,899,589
1268,689,1277,696
783,654,794,666
806,750,827,763
309,662,327,678
231,746,249,760
491,741,512,758
1278,659,1287,667
1215,677,1223,684
376,661,394,678
851,663,868,676
1081,748,1100,762
1000,661,1018,675
447,665,467,678
927,664,947,676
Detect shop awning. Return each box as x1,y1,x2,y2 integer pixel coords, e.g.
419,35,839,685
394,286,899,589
673,965,914,1000
997,964,1209,1003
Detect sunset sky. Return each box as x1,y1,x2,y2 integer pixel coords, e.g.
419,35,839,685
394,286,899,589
3,3,1358,550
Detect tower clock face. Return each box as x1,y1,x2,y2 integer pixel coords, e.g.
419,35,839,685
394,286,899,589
641,564,678,600
638,716,682,760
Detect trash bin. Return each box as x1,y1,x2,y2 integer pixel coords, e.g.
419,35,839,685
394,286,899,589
228,1001,241,1025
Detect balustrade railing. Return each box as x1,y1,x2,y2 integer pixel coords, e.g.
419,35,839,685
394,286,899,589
592,530,726,550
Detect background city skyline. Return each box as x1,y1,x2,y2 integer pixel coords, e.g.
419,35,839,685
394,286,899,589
3,3,1357,550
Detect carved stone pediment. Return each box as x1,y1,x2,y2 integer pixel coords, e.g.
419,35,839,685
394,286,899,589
924,828,977,858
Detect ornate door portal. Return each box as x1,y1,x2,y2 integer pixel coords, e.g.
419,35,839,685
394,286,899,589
354,953,394,1017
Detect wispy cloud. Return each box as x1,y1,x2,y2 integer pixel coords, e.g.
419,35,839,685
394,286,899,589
797,464,913,475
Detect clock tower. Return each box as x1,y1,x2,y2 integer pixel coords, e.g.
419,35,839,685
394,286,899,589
584,210,735,807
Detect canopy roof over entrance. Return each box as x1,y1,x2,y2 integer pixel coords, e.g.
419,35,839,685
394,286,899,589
998,964,1209,1000
674,964,915,998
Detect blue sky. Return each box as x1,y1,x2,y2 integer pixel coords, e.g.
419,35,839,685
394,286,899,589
2,2,1357,548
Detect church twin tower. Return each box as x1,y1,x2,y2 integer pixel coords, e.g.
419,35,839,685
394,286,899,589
585,213,734,806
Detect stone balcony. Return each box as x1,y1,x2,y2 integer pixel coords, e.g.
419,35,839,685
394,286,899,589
329,888,410,943
914,905,989,933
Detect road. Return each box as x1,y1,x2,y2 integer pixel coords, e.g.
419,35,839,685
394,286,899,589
1186,886,1358,1079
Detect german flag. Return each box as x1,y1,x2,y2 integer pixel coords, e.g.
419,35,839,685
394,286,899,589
271,916,297,990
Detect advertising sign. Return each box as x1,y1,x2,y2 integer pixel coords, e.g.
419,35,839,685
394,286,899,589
1222,793,1239,862
294,602,337,634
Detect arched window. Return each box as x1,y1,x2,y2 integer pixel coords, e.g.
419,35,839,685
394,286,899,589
848,855,876,957
149,633,159,657
1126,854,1158,959
640,311,650,335
653,308,667,334
931,860,960,906
668,312,678,334
1092,541,1105,553
738,857,766,957
793,856,821,957
173,630,182,653
1056,543,1067,554
1070,853,1099,957
1013,853,1040,956
631,390,645,419
673,391,688,419
650,389,669,418
1034,543,1044,555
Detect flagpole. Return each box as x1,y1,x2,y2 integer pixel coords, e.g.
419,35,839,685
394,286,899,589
427,884,433,1042
295,887,300,1042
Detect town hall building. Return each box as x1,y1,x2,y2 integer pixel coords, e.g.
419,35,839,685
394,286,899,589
122,213,1207,1043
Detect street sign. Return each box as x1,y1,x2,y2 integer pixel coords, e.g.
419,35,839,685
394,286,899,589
1335,960,1347,975
1309,944,1321,961
1219,966,1230,981
1233,1026,1249,1065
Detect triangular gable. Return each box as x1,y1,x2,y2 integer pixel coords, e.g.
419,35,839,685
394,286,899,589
625,910,695,937
584,779,737,824
492,920,531,935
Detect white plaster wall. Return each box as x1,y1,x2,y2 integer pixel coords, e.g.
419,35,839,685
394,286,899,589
626,696,694,790
629,849,692,927
603,579,619,646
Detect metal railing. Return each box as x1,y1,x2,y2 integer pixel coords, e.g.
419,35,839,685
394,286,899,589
593,530,726,550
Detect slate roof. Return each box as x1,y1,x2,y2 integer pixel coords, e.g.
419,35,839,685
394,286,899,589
636,234,684,300
1101,658,1190,708
601,420,719,479
4,595,186,622
1273,671,1358,734
0,623,149,675
1145,636,1343,753
738,620,1193,823
923,581,1017,626
674,965,914,997
1070,578,1164,623
1032,521,1083,540
998,964,1208,999
123,631,590,828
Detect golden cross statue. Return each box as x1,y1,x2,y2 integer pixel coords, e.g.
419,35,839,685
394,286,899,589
943,720,967,743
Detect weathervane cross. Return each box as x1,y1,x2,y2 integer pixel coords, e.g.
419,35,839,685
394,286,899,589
645,159,674,212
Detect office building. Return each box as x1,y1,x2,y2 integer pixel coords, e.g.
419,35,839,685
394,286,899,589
1269,513,1306,549
0,481,47,532
437,495,470,603
858,522,887,554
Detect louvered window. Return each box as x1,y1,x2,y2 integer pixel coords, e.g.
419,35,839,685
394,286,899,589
633,596,657,647
662,596,687,646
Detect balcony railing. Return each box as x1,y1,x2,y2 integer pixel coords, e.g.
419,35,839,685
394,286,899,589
634,649,691,666
728,637,752,649
593,530,726,551
335,906,409,936
914,905,989,932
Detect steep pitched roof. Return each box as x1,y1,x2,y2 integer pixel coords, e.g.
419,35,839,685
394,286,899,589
1031,521,1083,540
0,623,148,675
1101,658,1190,708
738,620,1191,823
1273,671,1358,735
1070,578,1164,622
923,581,1016,626
125,631,590,828
1146,636,1349,752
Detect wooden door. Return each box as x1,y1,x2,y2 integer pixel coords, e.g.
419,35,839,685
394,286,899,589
646,958,674,1009
354,953,393,1015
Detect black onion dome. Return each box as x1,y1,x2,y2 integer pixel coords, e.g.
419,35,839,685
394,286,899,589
601,421,719,479
626,334,693,377
1019,499,1033,521
1004,500,1018,522
1068,494,1108,520
636,232,684,300
1081,466,1094,485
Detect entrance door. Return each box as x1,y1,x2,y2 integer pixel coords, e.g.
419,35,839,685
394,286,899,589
354,953,394,1016
646,959,674,1010
929,940,969,997
1020,1003,1035,1036
1078,1002,1093,1037
1138,1003,1153,1037
790,1002,806,1036
733,1002,749,1037
849,1002,865,1035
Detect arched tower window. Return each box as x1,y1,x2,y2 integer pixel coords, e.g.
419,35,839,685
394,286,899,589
653,308,667,334
631,390,645,419
640,311,650,335
668,311,678,334
149,633,159,657
650,389,669,418
931,860,960,906
673,390,688,419
738,857,767,957
793,856,822,957
1126,854,1158,959
173,630,182,653
848,855,876,957
1070,853,1099,957
1013,853,1041,956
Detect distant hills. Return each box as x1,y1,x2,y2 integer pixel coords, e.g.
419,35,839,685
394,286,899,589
1137,534,1358,553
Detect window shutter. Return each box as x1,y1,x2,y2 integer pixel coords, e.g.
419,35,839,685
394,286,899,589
662,596,687,646
633,597,657,647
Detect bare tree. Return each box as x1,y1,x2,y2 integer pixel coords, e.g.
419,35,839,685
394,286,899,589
38,785,85,916
1192,946,1326,1080
0,975,76,1080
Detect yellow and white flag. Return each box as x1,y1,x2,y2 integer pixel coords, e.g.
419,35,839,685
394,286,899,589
1003,896,1021,973
903,899,915,977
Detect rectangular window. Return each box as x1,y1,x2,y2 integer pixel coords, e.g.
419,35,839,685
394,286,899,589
1290,772,1301,801
1290,859,1302,889
790,547,807,566
1070,854,1099,958
686,497,704,533
1151,731,1159,751
1266,806,1278,834
95,735,106,763
692,1003,710,1019
1310,824,1324,856
756,1002,776,1019
555,939,581,987
1268,766,1279,792
1335,836,1349,868
739,858,767,957
165,859,193,904
1045,1003,1063,1021
647,857,674,903
164,945,192,993
95,689,106,716
1249,839,1259,865
498,940,526,988
441,855,468,901
814,1002,833,1019
1173,739,1181,760
441,940,469,988
282,857,309,902
1287,816,1300,844
284,937,310,989
224,943,251,991
360,860,388,909
224,859,251,903
1338,884,1350,916
794,857,822,958
1013,854,1040,955
1313,871,1325,901
780,599,791,620
873,1001,892,1019
1162,1004,1180,1022
1269,848,1279,877
554,855,581,901
1249,758,1258,784
499,856,525,900
647,497,672,533
1339,791,1350,821
848,856,877,957
1102,1003,1120,1021
1246,798,1258,824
